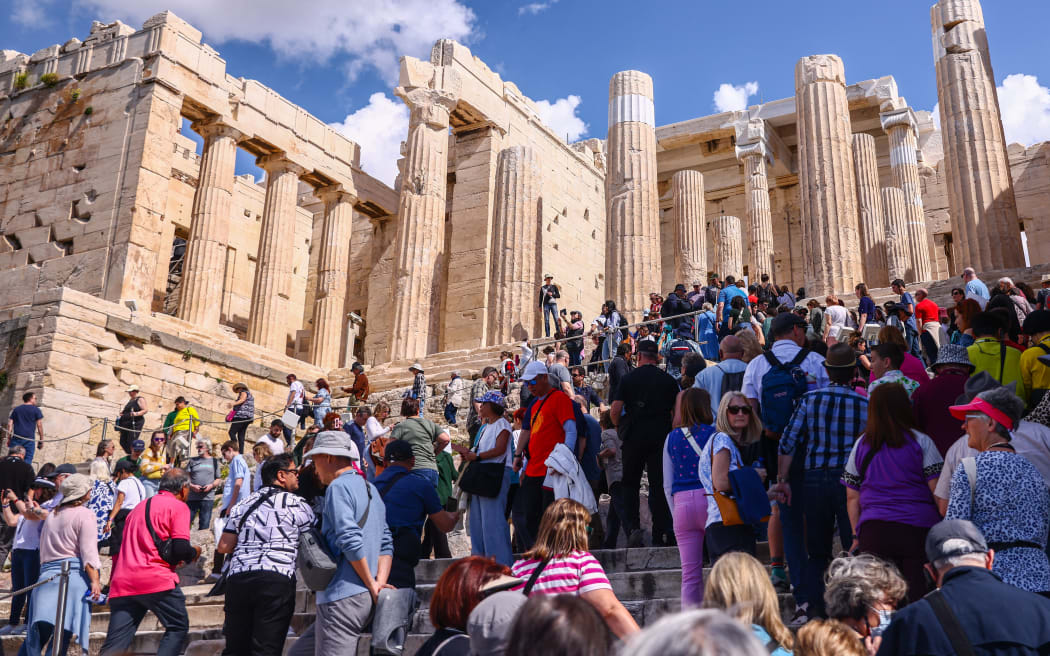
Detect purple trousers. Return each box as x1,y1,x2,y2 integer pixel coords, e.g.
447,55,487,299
673,488,709,607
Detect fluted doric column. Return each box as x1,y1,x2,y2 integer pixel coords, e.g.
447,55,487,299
882,187,911,283
607,70,660,315
714,215,743,281
246,154,307,352
852,133,890,287
795,55,862,296
881,108,932,282
388,86,457,361
309,185,357,369
932,0,1023,272
734,131,775,280
670,170,706,285
488,146,540,345
178,121,241,329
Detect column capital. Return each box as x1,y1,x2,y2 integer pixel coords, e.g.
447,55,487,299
192,119,244,142
880,107,919,134
395,86,458,129
256,153,308,177
795,54,846,89
316,183,358,206
735,140,768,163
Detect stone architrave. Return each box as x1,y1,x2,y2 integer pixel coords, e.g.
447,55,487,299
881,187,910,283
932,0,1024,271
714,215,743,281
795,55,863,296
851,133,890,287
735,138,774,281
488,146,540,345
881,108,932,282
388,85,458,362
246,154,307,353
309,185,357,369
607,70,660,316
670,170,706,286
177,121,241,329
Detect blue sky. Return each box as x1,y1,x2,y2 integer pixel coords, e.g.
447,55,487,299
4,0,1050,186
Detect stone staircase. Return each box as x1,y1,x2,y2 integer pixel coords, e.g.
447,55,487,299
0,544,789,655
330,342,520,395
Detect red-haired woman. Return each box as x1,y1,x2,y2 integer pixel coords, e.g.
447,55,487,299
308,379,332,426
415,556,512,655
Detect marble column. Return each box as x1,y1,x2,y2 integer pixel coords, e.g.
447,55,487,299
177,121,241,329
246,154,306,352
795,55,862,296
851,133,890,287
489,146,540,345
309,185,357,369
670,170,706,285
714,215,743,281
881,108,932,282
607,70,660,315
881,187,910,283
388,86,457,361
736,141,775,280
932,0,1024,271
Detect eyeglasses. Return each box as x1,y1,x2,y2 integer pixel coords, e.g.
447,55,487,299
279,469,299,477
727,405,752,416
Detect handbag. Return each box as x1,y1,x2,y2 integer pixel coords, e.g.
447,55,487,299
281,408,300,429
225,409,236,422
298,476,371,591
207,489,277,596
458,424,505,498
703,435,768,527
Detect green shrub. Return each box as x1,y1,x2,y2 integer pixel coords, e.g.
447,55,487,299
70,88,81,102
83,106,93,116
40,73,59,87
12,73,28,90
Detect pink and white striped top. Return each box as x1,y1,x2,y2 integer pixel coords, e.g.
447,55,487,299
511,550,612,596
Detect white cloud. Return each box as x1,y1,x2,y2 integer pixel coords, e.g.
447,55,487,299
519,0,558,15
68,0,476,83
997,74,1050,147
534,95,588,142
330,92,409,187
713,81,759,113
11,0,54,27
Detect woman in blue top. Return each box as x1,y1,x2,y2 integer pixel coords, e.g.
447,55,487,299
309,379,332,426
662,387,716,607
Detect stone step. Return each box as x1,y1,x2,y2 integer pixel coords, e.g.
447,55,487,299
1,627,225,656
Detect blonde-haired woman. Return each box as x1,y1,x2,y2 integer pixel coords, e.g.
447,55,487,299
795,619,866,656
736,329,763,363
511,498,640,639
703,552,794,654
251,442,274,492
698,391,765,559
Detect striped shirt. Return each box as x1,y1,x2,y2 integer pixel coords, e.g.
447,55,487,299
511,550,612,596
779,384,868,472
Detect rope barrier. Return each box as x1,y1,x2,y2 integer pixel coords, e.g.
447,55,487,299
0,574,59,601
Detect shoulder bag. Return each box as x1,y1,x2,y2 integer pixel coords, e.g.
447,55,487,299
298,475,372,592
144,497,177,566
458,423,506,498
703,436,770,526
207,488,278,596
522,555,553,596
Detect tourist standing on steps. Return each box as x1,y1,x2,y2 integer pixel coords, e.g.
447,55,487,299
702,552,795,654
308,379,332,427
207,440,250,582
0,477,56,637
891,279,924,359
116,385,147,455
612,339,679,548
539,273,561,338
443,371,465,426
7,392,43,465
217,453,315,656
467,367,499,443
0,445,36,571
166,396,200,468
22,474,102,656
409,364,427,416
185,440,220,530
101,471,199,656
693,335,748,418
662,387,716,606
914,288,942,364
227,382,254,454
139,431,171,497
855,284,877,335
283,374,306,445
341,362,371,407
105,459,146,561
390,398,450,488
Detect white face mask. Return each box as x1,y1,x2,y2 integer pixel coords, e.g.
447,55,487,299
871,608,894,637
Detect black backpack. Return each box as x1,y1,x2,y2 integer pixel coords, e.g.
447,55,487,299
719,364,745,400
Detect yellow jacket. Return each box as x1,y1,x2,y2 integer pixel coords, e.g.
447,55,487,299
170,407,200,433
968,338,1027,402
1020,336,1050,408
139,450,167,480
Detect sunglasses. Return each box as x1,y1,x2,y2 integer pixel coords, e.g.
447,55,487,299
280,469,299,477
524,378,539,386
727,405,752,416
152,438,166,443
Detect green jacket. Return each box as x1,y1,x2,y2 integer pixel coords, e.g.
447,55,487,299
436,450,457,505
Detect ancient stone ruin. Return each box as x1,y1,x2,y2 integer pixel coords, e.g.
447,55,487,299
0,0,1047,461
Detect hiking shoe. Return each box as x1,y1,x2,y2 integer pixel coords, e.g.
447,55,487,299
627,529,646,548
770,568,790,593
788,605,809,629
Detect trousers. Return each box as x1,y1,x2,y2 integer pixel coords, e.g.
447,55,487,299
673,489,708,608
222,571,296,656
100,588,189,656
468,467,513,567
315,592,374,656
520,475,554,548
802,469,851,616
621,438,673,542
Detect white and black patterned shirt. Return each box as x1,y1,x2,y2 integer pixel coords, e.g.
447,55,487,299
223,487,315,579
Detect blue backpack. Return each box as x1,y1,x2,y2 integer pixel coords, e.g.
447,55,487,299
759,349,810,434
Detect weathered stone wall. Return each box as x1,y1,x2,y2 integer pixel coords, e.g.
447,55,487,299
1,287,323,464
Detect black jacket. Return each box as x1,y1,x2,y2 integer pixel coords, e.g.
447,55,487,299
539,284,560,307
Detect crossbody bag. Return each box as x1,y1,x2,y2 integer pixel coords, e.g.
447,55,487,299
298,475,372,591
206,488,279,596
459,423,507,498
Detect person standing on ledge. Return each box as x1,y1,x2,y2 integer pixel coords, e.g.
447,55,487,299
341,363,371,408
7,392,43,465
539,273,561,338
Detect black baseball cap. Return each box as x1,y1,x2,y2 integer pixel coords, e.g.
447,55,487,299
384,440,415,463
46,463,78,478
770,312,806,335
636,340,659,355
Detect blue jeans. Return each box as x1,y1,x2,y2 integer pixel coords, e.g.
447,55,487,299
10,548,39,625
469,467,513,566
777,470,807,607
543,303,559,337
443,403,458,425
417,468,439,488
142,479,160,498
11,438,34,465
187,499,214,531
802,468,851,617
601,330,622,362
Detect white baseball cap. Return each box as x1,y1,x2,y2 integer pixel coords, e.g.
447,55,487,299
519,361,549,382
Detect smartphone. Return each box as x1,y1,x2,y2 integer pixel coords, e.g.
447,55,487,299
84,590,107,605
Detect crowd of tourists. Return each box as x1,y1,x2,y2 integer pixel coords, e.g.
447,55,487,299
5,268,1050,655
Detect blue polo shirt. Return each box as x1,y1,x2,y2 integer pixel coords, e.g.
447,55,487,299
580,413,602,483
717,286,748,325
373,465,441,537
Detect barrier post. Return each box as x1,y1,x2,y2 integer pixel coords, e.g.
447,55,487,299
53,560,70,652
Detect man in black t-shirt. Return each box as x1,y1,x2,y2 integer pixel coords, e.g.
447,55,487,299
0,445,35,567
610,340,679,548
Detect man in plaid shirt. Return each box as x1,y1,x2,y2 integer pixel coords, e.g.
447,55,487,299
772,343,868,620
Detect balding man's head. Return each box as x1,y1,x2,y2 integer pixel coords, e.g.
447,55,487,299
555,350,569,363
719,335,744,360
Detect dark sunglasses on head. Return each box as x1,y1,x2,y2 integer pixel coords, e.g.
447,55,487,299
727,405,752,416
